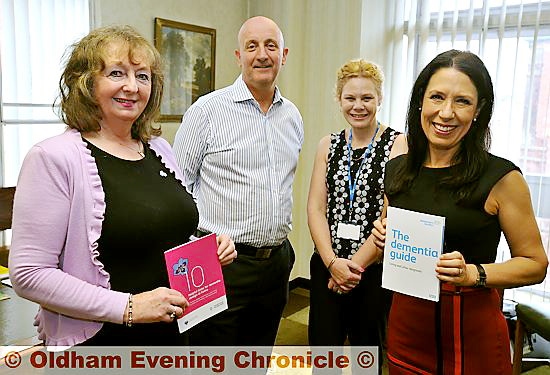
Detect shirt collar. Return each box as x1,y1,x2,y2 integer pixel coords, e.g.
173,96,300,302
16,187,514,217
232,74,283,104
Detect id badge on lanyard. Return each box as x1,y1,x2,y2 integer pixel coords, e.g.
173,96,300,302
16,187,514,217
336,222,361,240
336,124,379,242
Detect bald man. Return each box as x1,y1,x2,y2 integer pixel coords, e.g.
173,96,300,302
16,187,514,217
173,16,304,346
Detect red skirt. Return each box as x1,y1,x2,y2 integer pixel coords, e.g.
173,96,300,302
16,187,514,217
387,284,512,375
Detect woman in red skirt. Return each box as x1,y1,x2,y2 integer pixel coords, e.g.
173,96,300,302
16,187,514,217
367,50,548,374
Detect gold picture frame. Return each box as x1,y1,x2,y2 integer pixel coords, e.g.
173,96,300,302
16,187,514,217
154,18,216,122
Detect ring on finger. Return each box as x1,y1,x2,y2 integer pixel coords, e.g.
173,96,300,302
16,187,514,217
169,307,177,320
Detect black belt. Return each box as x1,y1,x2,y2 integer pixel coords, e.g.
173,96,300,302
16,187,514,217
195,229,284,259
235,242,285,259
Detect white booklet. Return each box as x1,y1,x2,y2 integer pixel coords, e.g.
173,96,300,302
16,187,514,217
382,206,445,302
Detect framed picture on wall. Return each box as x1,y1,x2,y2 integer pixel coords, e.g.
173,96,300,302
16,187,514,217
154,18,216,122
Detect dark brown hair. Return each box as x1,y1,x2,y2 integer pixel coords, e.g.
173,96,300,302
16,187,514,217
386,49,494,203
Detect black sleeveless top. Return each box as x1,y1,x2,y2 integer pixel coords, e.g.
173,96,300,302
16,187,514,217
384,153,519,264
83,139,199,345
326,127,401,259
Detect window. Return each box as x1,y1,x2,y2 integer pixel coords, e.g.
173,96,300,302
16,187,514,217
0,0,90,244
392,0,550,302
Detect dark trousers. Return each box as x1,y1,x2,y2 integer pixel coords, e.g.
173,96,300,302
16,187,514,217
189,239,295,346
309,252,391,373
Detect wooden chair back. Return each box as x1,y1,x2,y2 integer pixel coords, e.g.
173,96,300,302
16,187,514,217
0,187,15,266
0,187,15,231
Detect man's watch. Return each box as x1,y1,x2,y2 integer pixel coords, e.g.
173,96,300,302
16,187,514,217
474,264,487,287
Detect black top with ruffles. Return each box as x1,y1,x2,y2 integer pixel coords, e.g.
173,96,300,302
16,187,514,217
83,139,198,345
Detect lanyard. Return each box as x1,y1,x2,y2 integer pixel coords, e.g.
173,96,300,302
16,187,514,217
347,122,380,216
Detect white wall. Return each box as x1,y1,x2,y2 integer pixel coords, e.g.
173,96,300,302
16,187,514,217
95,0,394,281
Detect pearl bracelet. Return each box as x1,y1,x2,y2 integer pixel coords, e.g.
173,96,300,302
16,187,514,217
125,294,133,327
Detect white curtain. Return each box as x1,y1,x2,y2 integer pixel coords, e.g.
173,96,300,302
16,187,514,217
0,0,90,245
385,0,550,302
0,0,90,187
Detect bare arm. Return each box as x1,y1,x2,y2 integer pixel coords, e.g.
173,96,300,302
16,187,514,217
307,136,333,267
437,170,548,287
389,133,408,159
483,170,547,287
307,136,362,290
350,235,381,268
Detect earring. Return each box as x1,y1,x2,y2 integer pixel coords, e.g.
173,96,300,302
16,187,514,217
418,107,422,111
473,118,477,122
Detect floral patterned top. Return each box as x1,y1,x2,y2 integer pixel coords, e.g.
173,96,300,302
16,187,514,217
326,127,401,259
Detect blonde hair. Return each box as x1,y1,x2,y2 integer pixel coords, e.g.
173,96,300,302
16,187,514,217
57,25,163,141
335,59,384,102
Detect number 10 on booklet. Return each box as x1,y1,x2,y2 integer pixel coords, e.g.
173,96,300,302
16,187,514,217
164,233,228,333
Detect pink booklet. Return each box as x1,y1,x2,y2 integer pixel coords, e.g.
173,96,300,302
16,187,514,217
164,233,228,333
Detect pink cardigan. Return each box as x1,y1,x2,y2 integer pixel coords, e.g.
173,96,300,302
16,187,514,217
9,129,187,346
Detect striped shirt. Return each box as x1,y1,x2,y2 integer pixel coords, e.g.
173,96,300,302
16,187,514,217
173,75,304,247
